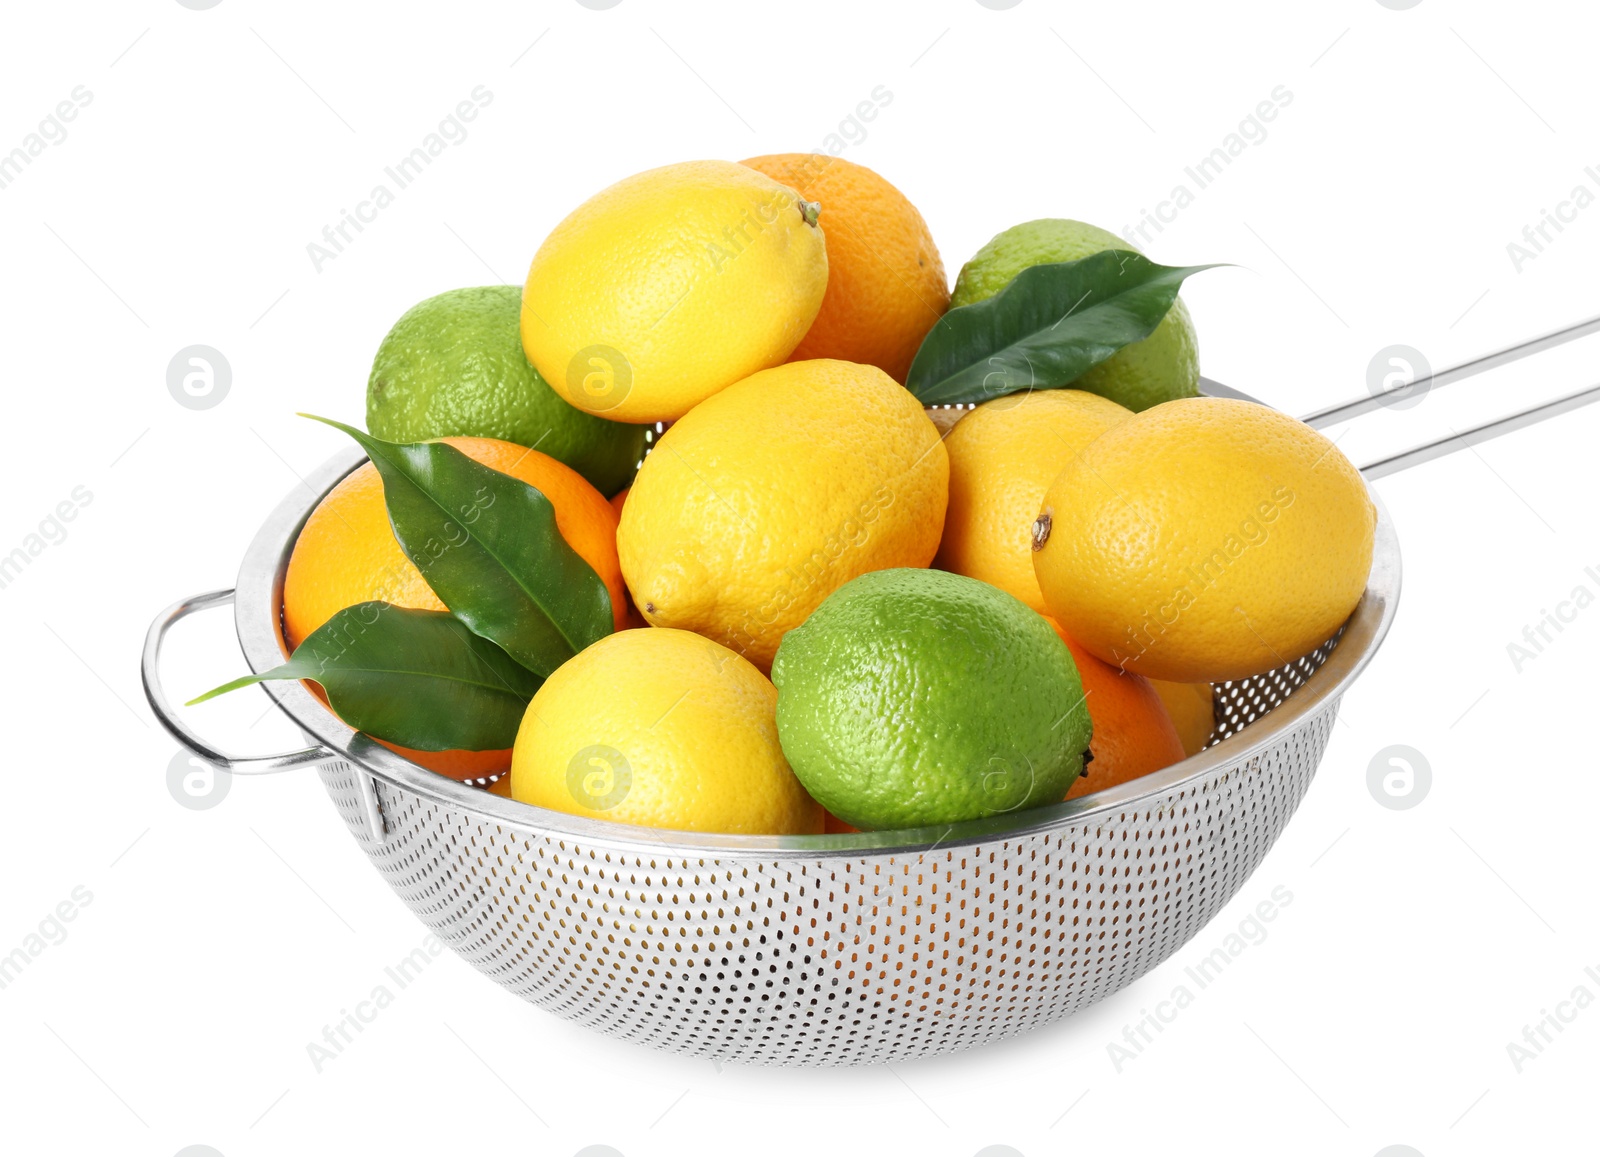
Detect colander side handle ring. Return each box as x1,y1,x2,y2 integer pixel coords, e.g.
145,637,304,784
141,589,333,774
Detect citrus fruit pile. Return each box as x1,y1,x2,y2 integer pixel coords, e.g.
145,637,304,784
195,155,1375,837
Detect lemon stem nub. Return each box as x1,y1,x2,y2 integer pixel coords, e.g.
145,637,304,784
1031,513,1052,552
798,199,821,227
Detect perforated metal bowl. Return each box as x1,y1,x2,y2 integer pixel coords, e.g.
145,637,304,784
143,386,1401,1067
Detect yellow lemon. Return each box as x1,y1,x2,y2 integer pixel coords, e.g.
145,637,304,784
510,628,821,835
520,160,828,424
1032,397,1375,682
618,359,949,670
934,389,1131,612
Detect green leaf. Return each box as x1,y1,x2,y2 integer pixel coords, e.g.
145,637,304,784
303,415,613,676
187,602,540,751
905,250,1222,406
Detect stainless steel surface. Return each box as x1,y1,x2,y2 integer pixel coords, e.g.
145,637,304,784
142,589,334,774
1303,310,1600,428
143,381,1402,1065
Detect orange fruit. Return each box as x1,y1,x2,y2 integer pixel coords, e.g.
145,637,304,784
283,435,627,780
285,435,627,644
823,811,859,835
604,487,650,629
1050,621,1185,800
1150,679,1215,757
740,154,948,383
375,739,511,780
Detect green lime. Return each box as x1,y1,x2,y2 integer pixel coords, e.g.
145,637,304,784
770,568,1091,831
367,286,647,496
949,219,1200,412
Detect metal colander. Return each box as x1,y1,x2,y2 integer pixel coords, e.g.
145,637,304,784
143,348,1598,1064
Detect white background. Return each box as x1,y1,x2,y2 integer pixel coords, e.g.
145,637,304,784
1,1,1596,1154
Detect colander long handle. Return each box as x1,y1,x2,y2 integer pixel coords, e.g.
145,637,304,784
1291,310,1600,477
141,589,334,774
1303,312,1600,428
1357,379,1600,478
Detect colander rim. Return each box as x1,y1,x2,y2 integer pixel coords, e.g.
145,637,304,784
232,383,1400,858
